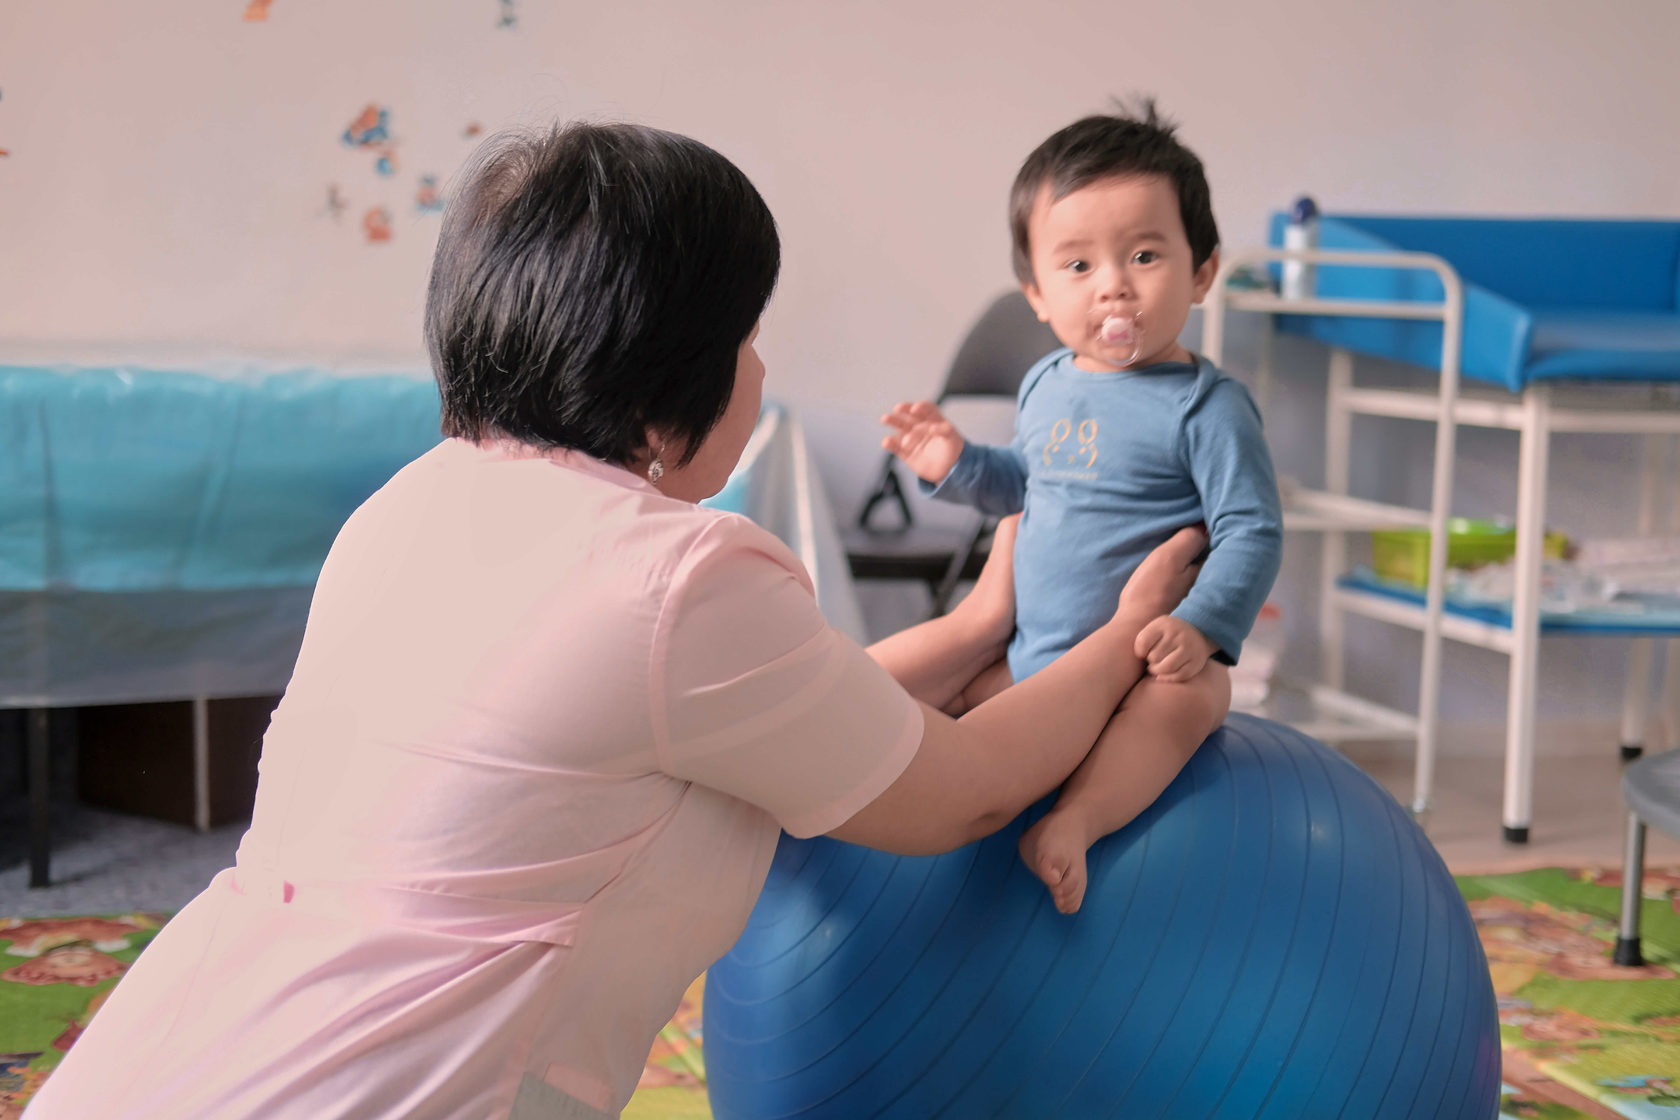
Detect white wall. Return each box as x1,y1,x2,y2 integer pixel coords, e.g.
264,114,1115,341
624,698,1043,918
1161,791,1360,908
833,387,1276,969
3,0,1678,746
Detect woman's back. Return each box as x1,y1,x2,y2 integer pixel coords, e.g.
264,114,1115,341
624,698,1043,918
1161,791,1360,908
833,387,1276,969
27,438,815,1119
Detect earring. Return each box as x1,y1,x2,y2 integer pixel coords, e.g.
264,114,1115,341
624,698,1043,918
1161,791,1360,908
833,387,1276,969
647,446,665,484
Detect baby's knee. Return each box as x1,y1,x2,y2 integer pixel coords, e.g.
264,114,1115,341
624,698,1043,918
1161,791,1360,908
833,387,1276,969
1134,663,1229,738
1194,662,1232,724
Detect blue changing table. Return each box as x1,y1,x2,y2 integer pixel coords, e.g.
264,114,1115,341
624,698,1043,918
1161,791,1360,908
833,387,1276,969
1204,216,1680,844
1265,215,1680,392
1,357,863,886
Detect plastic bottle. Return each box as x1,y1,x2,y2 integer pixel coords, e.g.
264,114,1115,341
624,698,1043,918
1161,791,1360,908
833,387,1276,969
1281,195,1319,300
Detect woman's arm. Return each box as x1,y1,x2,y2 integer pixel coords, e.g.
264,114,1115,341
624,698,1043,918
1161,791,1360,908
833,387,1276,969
829,523,1207,856
866,516,1019,710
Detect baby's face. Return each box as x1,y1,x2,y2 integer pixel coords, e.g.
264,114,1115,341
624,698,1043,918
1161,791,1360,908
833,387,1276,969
1020,174,1216,373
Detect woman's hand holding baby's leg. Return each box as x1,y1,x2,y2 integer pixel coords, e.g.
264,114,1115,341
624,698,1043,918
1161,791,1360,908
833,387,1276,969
1118,524,1207,621
942,657,1015,716
1019,662,1230,914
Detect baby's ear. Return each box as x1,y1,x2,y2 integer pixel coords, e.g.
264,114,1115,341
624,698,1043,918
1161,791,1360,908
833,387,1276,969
1191,248,1221,303
1020,281,1052,324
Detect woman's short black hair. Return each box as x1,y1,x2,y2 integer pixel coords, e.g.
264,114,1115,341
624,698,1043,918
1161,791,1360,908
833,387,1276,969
426,122,780,466
1009,99,1219,284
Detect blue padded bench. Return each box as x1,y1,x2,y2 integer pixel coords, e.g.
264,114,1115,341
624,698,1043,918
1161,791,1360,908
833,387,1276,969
1265,215,1680,392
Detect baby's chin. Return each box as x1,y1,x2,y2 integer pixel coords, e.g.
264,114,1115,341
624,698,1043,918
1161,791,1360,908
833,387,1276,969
1069,349,1135,373
1071,342,1168,373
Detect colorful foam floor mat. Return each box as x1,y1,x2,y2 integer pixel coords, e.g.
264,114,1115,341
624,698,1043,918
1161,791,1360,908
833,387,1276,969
7,867,1680,1118
1463,866,1680,1120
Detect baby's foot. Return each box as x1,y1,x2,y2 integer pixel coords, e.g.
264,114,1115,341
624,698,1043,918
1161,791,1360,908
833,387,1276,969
1018,810,1092,914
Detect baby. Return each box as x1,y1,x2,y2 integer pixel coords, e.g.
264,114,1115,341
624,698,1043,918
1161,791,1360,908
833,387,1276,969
884,103,1283,913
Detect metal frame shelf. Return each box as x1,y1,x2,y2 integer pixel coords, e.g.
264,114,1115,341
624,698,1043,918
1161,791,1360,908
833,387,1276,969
1205,245,1680,843
1205,246,1463,821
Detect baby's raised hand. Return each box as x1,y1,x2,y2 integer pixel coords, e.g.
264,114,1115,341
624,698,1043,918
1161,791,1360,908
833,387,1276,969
1134,615,1218,683
881,401,965,484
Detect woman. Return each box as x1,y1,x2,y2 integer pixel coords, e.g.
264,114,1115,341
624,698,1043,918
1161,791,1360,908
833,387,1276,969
26,123,1204,1120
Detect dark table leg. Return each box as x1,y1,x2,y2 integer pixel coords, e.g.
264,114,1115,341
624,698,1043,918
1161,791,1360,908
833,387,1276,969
28,708,51,888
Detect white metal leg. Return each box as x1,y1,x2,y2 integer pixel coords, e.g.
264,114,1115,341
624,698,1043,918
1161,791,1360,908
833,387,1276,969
1413,273,1464,815
1624,642,1656,755
1621,435,1672,758
1503,384,1552,843
1254,314,1276,422
1320,348,1354,692
1661,641,1680,752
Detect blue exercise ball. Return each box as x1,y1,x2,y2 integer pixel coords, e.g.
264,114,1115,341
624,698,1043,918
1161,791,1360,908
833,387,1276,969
704,714,1499,1119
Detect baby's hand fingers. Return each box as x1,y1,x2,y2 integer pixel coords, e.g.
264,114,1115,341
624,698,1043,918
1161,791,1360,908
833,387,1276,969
880,405,920,431
1133,617,1168,661
1152,646,1193,679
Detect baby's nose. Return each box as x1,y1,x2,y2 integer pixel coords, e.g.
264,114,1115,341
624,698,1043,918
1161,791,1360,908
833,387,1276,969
1097,264,1133,298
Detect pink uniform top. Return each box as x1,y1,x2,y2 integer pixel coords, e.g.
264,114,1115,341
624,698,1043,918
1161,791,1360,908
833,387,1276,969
26,438,924,1120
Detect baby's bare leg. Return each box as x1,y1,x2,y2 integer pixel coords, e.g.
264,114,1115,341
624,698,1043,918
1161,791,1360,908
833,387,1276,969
1019,662,1231,914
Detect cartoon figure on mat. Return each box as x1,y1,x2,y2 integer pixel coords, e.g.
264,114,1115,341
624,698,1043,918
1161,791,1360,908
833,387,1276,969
1586,865,1680,913
1472,897,1677,982
0,917,145,956
0,1052,48,1118
0,944,127,987
882,103,1281,913
1600,1074,1680,1101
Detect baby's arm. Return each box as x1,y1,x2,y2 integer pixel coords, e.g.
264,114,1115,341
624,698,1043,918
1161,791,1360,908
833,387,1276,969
1172,381,1285,665
881,401,1030,516
881,401,966,485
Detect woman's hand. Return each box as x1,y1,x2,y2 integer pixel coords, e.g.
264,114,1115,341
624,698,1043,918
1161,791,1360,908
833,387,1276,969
955,514,1020,648
1118,524,1207,621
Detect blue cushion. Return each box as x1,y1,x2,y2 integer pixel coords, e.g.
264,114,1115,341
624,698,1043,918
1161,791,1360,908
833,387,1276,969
1266,214,1680,391
1525,309,1680,380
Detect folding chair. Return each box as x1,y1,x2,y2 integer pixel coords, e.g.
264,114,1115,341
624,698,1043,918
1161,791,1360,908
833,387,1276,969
843,290,1060,616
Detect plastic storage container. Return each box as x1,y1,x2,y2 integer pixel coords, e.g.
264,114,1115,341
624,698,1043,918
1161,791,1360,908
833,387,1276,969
1371,519,1567,586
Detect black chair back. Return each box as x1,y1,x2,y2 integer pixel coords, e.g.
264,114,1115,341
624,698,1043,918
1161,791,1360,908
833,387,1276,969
939,291,1062,402
846,291,1062,617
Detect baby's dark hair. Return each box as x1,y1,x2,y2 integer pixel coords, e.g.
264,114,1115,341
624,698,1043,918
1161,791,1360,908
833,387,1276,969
1009,99,1219,284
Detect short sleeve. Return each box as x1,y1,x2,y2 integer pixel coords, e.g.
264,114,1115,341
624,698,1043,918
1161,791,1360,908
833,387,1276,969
651,515,925,838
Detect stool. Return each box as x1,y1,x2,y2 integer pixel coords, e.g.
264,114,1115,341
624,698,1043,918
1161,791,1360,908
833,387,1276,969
1616,748,1680,965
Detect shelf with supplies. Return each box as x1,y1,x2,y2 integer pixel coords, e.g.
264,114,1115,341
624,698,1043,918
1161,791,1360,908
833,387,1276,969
1204,244,1466,823
1206,231,1680,844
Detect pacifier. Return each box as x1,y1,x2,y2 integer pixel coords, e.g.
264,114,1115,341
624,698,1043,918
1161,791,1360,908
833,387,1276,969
1099,313,1143,365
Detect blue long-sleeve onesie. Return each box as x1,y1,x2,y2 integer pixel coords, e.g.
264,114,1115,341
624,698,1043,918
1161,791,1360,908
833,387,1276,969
927,349,1283,681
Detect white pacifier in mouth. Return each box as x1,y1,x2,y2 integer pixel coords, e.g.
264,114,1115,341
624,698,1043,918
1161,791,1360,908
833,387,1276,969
1099,313,1142,364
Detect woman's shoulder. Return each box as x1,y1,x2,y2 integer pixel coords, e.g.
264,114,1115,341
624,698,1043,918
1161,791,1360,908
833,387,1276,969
664,502,812,599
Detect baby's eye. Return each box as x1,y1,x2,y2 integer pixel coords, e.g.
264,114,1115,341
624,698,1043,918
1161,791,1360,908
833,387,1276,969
1133,250,1159,265
1063,259,1090,274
